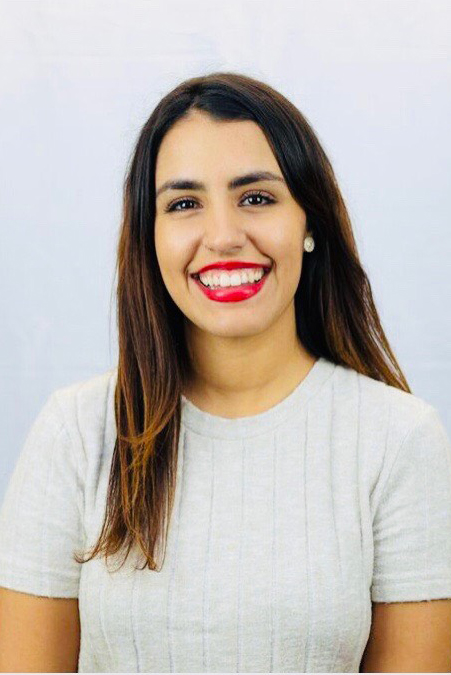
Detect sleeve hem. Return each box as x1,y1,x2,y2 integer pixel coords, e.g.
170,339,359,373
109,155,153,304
371,577,451,602
0,572,79,598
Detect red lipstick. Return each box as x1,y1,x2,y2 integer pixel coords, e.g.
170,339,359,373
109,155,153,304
190,266,271,303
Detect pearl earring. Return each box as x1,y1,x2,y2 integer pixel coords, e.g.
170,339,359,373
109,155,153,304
304,235,315,252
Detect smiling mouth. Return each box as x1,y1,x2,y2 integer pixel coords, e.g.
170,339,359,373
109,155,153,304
191,267,271,287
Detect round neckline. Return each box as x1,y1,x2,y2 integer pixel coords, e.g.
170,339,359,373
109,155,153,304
180,356,336,439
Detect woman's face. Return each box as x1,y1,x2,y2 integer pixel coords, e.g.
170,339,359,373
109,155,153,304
154,109,309,341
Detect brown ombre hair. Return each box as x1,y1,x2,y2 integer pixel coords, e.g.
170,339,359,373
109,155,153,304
73,71,411,573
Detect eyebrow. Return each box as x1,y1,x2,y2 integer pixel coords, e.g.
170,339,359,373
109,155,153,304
155,170,286,199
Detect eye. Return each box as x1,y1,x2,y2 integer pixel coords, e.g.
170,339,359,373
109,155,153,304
241,191,276,207
164,190,276,213
164,197,198,213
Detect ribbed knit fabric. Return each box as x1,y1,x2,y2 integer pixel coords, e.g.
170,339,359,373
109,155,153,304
1,356,451,672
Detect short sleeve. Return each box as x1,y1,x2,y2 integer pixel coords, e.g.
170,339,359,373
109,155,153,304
371,404,451,602
0,391,84,598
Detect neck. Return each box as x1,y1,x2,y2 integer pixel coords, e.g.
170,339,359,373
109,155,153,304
182,312,316,417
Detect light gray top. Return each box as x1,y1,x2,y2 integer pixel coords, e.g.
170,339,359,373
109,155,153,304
1,356,451,673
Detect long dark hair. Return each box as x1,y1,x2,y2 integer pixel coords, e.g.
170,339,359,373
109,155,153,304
74,71,411,573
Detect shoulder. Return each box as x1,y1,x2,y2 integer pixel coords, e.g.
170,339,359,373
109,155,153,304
332,360,436,441
51,366,117,412
328,362,446,499
48,367,118,457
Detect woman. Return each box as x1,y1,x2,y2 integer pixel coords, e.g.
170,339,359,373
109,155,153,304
1,71,451,673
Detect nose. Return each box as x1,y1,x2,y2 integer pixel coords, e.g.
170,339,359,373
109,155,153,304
202,202,247,253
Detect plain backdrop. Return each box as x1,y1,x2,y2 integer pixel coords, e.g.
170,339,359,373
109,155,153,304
1,0,450,496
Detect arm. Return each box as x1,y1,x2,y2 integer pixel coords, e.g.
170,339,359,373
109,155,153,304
360,599,451,673
0,587,80,673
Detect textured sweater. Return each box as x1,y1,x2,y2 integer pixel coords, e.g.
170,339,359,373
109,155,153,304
1,356,451,673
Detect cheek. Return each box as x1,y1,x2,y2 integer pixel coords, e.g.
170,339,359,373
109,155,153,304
268,223,301,253
154,225,192,280
155,223,176,262
274,238,303,286
274,238,302,268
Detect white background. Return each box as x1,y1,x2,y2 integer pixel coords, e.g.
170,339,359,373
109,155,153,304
1,0,450,494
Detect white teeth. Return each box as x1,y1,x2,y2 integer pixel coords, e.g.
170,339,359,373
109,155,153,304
198,268,266,288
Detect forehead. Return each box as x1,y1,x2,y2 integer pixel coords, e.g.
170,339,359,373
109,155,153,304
155,112,278,178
